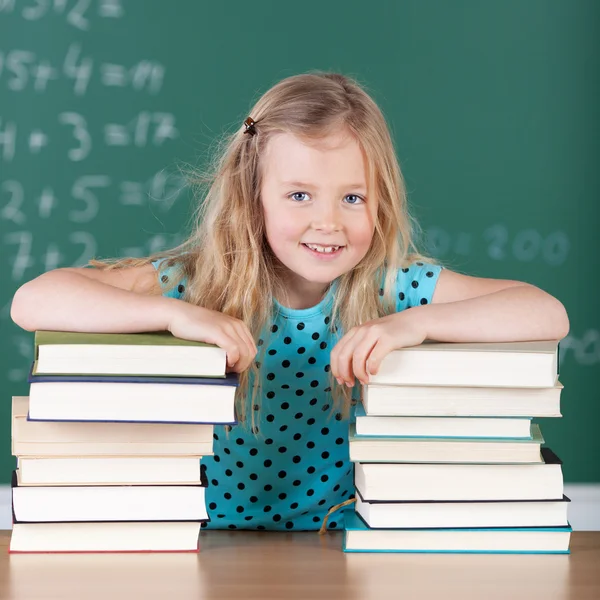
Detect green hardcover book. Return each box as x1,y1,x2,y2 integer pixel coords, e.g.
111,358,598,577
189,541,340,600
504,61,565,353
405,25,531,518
33,330,227,378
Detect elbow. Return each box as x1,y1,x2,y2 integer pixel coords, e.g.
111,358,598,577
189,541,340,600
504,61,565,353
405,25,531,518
554,300,570,341
10,285,36,331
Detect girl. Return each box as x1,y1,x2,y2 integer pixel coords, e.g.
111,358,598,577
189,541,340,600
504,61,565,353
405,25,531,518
10,72,569,532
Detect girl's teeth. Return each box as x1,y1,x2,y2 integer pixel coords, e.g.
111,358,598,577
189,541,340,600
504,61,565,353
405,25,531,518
306,244,340,253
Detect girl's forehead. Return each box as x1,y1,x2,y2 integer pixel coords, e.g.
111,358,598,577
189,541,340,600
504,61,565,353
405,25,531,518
262,130,367,182
268,128,356,153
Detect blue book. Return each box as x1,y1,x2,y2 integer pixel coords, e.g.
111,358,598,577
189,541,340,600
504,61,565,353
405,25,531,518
27,365,239,425
343,511,571,554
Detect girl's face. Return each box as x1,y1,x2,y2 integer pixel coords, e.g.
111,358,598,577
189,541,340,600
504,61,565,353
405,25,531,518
260,129,377,308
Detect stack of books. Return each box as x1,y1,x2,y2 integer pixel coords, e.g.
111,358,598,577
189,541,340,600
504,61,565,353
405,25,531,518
344,340,572,554
9,330,238,553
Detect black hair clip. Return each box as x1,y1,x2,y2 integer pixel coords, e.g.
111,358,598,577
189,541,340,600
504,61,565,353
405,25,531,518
243,116,257,136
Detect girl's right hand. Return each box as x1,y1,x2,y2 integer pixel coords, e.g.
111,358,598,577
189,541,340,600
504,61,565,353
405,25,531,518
166,301,257,373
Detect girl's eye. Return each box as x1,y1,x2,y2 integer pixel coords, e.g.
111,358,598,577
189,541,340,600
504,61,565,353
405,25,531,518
290,192,310,202
288,192,365,204
344,194,365,205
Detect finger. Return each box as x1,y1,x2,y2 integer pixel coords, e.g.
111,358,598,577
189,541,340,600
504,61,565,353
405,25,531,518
352,334,379,385
218,335,242,369
232,321,257,364
197,325,240,369
337,328,368,386
330,328,359,384
221,323,251,367
233,319,258,355
365,338,393,377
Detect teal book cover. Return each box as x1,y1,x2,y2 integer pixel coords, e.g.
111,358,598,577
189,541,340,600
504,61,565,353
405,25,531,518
343,512,572,554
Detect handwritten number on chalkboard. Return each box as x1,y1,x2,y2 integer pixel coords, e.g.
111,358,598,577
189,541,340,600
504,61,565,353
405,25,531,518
66,0,91,31
0,1,16,14
63,43,92,95
6,50,35,91
426,224,569,266
1,180,26,225
69,231,97,267
20,0,90,30
483,224,509,260
4,231,34,279
70,175,110,222
22,0,48,21
59,112,91,161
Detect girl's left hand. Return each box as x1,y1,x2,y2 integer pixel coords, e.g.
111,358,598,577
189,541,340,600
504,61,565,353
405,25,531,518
330,310,428,387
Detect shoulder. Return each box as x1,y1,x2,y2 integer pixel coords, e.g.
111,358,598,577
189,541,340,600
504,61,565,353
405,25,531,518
151,258,188,300
393,261,442,310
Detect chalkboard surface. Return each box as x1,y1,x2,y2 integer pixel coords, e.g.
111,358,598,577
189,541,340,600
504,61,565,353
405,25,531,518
1,1,598,483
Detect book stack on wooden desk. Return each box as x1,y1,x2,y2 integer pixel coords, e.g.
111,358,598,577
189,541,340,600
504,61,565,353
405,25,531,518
9,330,238,554
344,340,572,554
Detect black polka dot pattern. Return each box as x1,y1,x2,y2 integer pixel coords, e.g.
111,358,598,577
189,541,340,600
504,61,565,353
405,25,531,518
150,258,441,530
395,263,442,310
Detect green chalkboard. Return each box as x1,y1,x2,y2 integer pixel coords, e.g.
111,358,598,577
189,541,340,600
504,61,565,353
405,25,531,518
1,1,598,483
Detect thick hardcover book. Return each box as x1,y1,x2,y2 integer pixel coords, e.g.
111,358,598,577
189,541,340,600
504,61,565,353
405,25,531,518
12,396,215,457
368,340,558,388
354,447,564,501
27,368,238,424
16,456,208,487
349,423,544,463
11,471,209,523
354,402,534,439
363,381,563,417
354,488,571,529
9,521,202,553
33,330,227,377
343,511,571,554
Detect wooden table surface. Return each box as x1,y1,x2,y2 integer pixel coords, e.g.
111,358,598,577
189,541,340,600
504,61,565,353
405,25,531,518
0,530,599,600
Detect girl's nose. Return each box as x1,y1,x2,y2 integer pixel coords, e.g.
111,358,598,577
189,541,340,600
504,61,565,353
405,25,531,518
310,202,342,232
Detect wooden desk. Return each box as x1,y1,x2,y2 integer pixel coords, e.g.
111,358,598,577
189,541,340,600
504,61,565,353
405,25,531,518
0,530,598,600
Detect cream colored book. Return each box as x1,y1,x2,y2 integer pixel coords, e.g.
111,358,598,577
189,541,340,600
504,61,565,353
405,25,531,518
349,423,544,463
15,456,206,486
12,397,214,457
363,381,563,417
369,340,559,388
10,522,202,553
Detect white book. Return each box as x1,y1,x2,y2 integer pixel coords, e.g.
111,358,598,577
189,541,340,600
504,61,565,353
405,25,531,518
11,473,208,522
355,491,571,529
354,403,533,438
12,397,214,457
16,456,205,486
349,424,544,463
34,330,226,377
10,522,201,553
363,382,562,417
354,447,564,501
27,377,237,424
369,340,558,388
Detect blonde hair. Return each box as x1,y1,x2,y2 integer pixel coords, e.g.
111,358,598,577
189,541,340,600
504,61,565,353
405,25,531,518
90,71,439,432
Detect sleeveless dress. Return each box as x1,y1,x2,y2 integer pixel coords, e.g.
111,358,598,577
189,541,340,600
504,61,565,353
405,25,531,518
152,259,442,530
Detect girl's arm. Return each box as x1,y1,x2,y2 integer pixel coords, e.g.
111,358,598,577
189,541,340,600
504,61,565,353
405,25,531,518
10,266,257,371
10,265,176,333
417,269,570,343
331,269,570,386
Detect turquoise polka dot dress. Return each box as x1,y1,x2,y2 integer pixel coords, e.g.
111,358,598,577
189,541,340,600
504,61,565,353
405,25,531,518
152,259,442,530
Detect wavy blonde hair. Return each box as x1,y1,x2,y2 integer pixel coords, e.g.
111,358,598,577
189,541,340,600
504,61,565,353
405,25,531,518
90,71,439,432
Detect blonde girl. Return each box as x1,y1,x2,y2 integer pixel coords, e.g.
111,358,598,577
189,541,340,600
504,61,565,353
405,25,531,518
11,72,569,531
